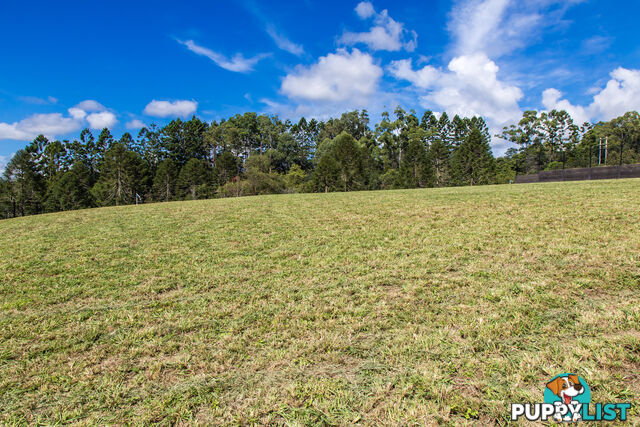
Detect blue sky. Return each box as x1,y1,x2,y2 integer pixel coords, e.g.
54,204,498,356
1,0,640,169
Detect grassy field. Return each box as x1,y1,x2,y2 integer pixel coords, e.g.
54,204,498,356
1,179,639,425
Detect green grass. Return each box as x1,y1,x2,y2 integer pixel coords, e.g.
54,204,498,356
1,180,639,425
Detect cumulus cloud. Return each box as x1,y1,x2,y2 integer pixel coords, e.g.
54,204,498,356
0,99,119,141
68,108,87,120
0,113,82,141
86,111,118,129
177,39,268,73
541,88,589,124
125,119,146,130
388,59,439,89
143,100,198,118
355,1,376,19
339,2,417,52
542,67,640,124
591,68,640,119
281,48,383,104
266,25,304,56
70,100,118,130
74,100,107,112
67,100,118,128
390,53,523,129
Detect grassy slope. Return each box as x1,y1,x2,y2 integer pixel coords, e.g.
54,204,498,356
1,180,639,425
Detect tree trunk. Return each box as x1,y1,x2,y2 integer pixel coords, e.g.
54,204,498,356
116,167,122,206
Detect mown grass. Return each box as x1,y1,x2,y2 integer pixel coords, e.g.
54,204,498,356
1,179,639,425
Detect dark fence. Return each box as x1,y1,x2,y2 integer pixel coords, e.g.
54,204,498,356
515,164,640,184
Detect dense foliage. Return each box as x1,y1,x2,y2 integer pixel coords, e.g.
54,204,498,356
498,110,640,175
1,107,639,219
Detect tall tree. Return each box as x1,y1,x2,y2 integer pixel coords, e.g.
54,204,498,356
450,128,496,186
44,162,94,212
161,117,208,165
316,132,367,192
399,138,433,188
177,158,212,200
151,159,178,202
135,124,164,167
91,143,147,206
213,151,239,186
3,149,45,216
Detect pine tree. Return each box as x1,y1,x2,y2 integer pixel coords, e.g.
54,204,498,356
213,151,239,186
450,128,496,186
314,153,340,193
177,158,212,200
3,149,45,216
399,138,433,188
428,138,451,187
91,143,147,206
151,159,178,202
45,162,94,212
330,132,366,192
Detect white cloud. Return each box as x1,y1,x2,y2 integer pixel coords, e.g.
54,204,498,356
339,2,417,52
74,100,107,112
542,67,640,124
590,68,640,120
68,107,87,120
580,35,613,55
266,25,304,56
281,48,383,104
177,39,268,73
0,113,82,141
19,95,58,105
68,99,114,124
355,1,376,19
125,119,146,130
0,99,119,141
390,53,523,129
541,88,589,124
143,100,198,118
86,111,118,129
448,0,583,58
388,59,439,89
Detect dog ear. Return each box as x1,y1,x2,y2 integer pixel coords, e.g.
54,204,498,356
547,377,563,396
568,375,580,386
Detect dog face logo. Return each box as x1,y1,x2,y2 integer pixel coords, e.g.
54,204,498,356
546,374,585,405
544,373,591,422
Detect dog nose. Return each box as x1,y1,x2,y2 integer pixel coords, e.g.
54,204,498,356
574,384,583,391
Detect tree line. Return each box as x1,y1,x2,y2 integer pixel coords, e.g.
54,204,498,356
498,110,640,175
1,107,639,219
